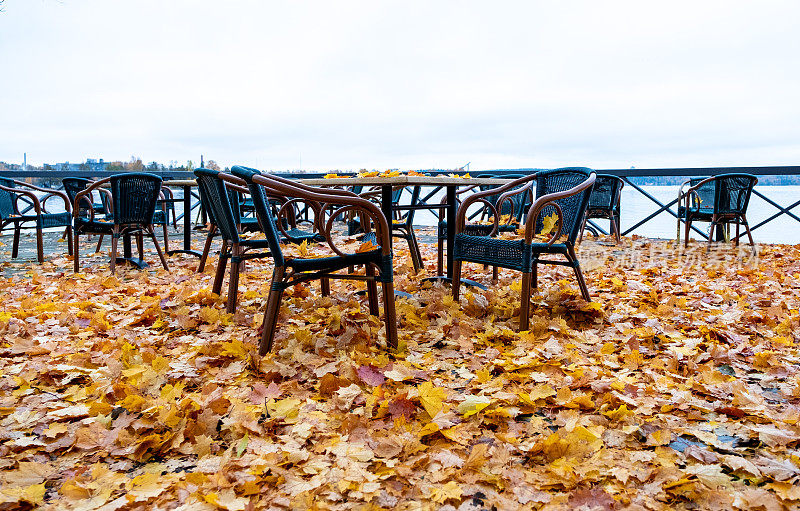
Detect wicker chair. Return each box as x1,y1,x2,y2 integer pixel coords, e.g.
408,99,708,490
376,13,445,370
65,177,171,254
72,173,169,274
231,166,398,354
579,174,624,243
452,168,596,330
196,175,263,273
0,178,72,263
194,169,281,313
436,173,530,275
677,173,758,248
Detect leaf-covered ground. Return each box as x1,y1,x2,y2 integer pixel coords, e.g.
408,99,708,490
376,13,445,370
1,231,800,510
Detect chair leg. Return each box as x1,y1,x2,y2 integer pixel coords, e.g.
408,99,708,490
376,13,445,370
578,216,588,244
147,226,169,271
684,216,691,248
95,235,104,253
36,225,44,263
532,260,538,291
742,215,755,247
226,243,241,313
437,238,444,276
74,231,81,273
382,280,398,350
162,221,170,254
321,278,331,297
110,232,119,275
520,271,532,331
137,232,144,260
452,260,462,301
65,226,73,256
213,240,229,296
198,225,217,272
12,227,20,259
610,213,620,243
735,220,740,247
365,265,379,316
259,266,286,355
408,231,424,272
567,246,591,301
492,266,499,283
707,216,717,252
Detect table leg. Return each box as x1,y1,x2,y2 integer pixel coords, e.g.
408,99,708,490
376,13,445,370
446,185,456,279
166,184,202,257
116,232,149,269
184,184,192,251
422,184,485,289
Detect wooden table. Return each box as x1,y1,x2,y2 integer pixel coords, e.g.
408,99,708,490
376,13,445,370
299,175,510,280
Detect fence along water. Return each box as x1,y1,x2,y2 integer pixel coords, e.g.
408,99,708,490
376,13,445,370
2,166,799,244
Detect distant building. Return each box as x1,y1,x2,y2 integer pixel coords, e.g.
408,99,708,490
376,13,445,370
52,159,108,172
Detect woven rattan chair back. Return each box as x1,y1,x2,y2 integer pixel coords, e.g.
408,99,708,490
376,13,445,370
109,173,162,226
194,169,243,244
0,178,16,220
230,166,287,267
715,174,757,216
63,178,95,217
534,168,594,243
587,174,623,213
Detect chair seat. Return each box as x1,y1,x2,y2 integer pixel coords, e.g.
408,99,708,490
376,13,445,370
16,212,72,228
586,207,616,218
454,233,572,272
74,217,115,233
284,228,325,244
439,221,516,239
677,205,714,220
286,248,384,274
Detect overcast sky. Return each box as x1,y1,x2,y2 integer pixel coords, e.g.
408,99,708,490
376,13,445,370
1,1,799,171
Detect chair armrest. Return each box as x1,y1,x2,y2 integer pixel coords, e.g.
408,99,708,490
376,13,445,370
5,180,69,214
0,185,43,217
455,175,536,231
252,174,392,254
523,173,596,246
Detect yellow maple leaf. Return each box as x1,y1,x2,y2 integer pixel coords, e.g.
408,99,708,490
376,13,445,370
323,173,341,179
417,381,447,418
428,481,463,503
297,239,309,257
457,395,492,417
538,212,559,237
356,240,379,253
204,490,251,511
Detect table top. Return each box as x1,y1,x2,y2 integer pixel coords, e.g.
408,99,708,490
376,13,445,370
163,180,198,187
161,175,517,187
299,175,512,187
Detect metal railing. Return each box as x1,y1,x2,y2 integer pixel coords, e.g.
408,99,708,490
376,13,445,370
3,166,799,241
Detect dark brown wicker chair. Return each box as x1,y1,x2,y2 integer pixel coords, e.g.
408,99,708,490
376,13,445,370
579,173,624,243
65,177,171,255
677,173,758,248
436,173,530,276
452,168,596,330
0,178,72,263
231,166,398,354
73,173,169,274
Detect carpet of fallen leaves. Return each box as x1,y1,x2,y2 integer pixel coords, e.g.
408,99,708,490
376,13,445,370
1,231,800,510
